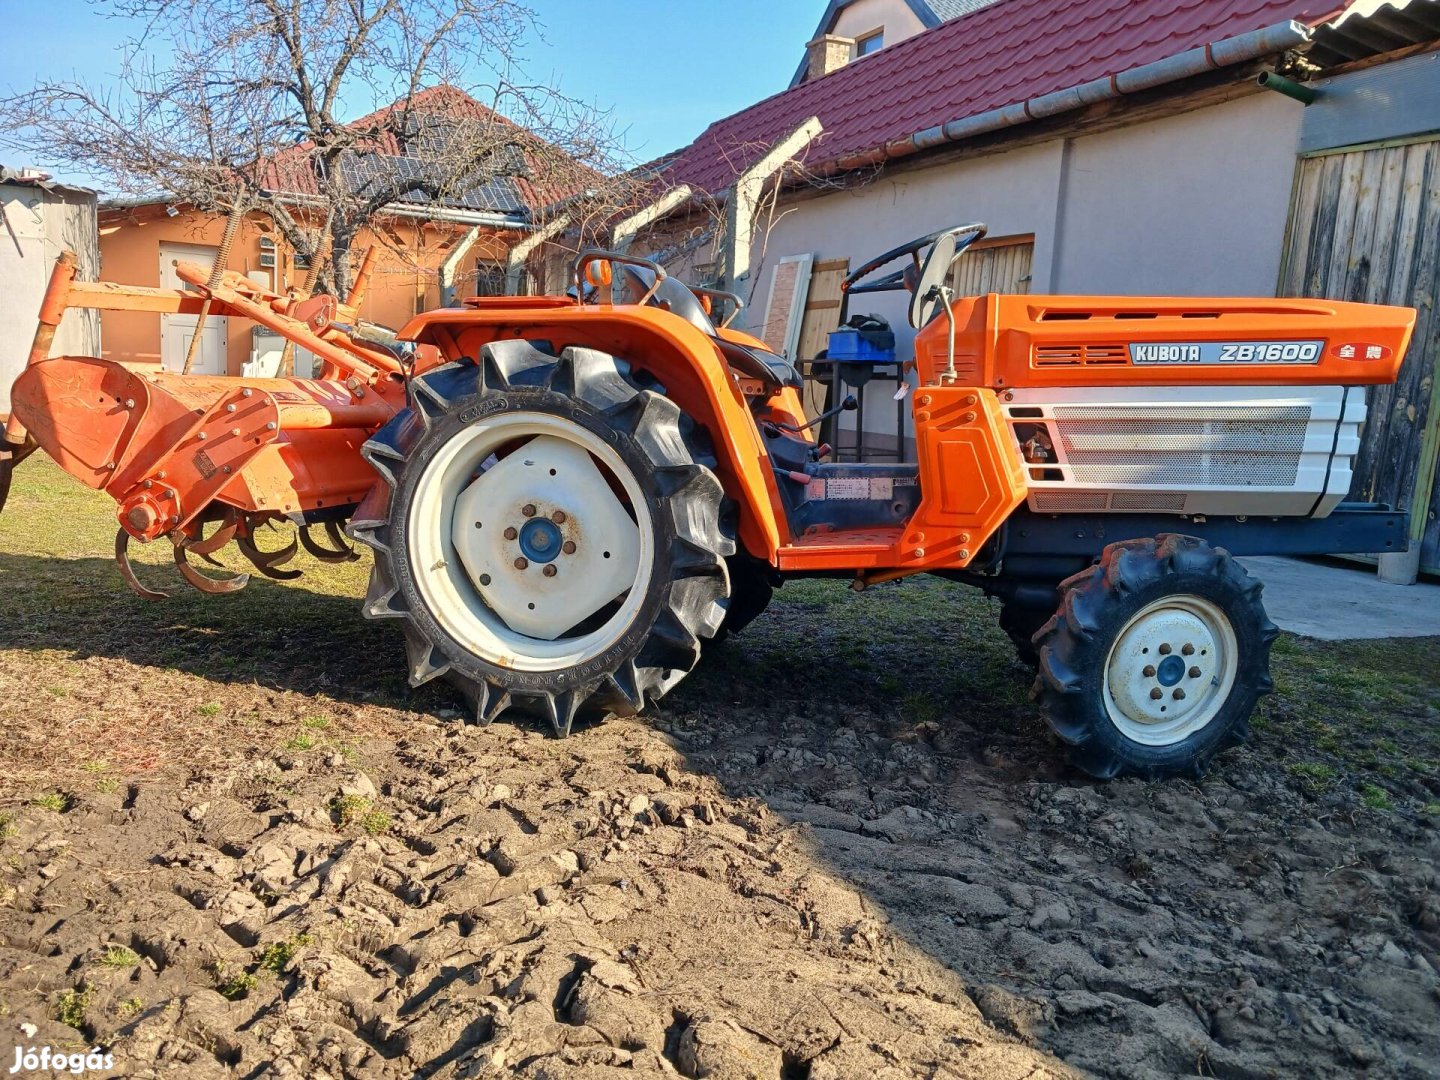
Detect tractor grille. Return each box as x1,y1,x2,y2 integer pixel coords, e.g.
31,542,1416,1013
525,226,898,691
1050,405,1310,487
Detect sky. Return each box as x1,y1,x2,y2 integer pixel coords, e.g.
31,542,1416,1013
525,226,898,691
0,0,819,187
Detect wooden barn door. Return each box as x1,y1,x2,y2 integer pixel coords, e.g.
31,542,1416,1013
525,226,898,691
1279,139,1440,572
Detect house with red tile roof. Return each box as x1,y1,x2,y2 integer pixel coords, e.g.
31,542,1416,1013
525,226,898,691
611,0,1440,570
97,87,597,378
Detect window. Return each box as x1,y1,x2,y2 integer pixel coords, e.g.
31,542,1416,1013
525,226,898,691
474,259,507,297
855,30,884,57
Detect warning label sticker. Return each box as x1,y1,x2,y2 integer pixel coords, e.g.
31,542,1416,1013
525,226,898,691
806,477,901,501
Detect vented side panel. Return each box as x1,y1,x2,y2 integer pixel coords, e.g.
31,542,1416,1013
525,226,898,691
1004,386,1358,518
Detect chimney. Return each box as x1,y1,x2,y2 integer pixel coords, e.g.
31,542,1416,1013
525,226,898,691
806,33,854,81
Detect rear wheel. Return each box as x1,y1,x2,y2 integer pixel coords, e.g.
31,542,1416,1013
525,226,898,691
350,341,733,734
1031,535,1277,779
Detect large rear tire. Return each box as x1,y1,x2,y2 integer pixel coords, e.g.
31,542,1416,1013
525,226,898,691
350,341,733,734
1031,535,1277,779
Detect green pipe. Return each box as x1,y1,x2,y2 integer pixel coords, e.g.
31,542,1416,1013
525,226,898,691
1258,71,1318,105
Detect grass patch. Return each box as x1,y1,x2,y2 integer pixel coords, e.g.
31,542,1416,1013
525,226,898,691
259,932,314,973
0,813,16,842
301,716,331,731
98,945,140,969
285,732,319,752
1359,783,1393,811
196,702,222,717
33,792,69,812
216,969,259,1000
331,794,391,835
119,997,144,1018
55,988,89,1030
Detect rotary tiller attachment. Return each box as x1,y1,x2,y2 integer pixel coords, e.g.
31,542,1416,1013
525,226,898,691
300,522,360,563
236,521,303,580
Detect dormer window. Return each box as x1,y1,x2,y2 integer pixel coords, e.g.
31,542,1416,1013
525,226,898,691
855,29,885,57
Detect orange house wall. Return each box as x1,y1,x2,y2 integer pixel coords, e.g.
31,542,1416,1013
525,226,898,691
97,204,515,375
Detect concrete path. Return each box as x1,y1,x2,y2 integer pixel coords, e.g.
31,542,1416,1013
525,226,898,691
1239,556,1440,641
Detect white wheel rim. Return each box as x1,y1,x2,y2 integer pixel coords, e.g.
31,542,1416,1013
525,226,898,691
407,413,652,673
1103,595,1237,746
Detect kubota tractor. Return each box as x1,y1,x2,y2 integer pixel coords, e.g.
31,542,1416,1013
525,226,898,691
1,226,1415,778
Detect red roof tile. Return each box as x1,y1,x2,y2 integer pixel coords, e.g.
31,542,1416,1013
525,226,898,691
660,0,1344,195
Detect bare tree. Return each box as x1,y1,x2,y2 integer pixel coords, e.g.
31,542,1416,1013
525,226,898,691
1,0,635,294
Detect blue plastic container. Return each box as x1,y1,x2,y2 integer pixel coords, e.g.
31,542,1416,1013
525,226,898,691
827,328,896,363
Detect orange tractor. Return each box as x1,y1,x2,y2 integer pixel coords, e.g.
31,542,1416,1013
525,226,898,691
1,226,1415,778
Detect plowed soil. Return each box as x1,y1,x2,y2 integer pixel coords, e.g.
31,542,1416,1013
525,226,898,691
1,461,1437,1078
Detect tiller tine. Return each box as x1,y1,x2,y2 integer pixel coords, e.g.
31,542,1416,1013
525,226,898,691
186,512,241,556
174,543,249,594
114,528,169,602
0,448,13,519
299,522,360,563
237,529,303,580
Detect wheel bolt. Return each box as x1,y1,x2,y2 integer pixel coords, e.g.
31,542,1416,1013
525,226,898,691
1150,688,1163,700
504,526,518,540
1189,666,1202,679
1181,643,1195,656
552,510,567,524
562,541,577,555
543,565,558,577
522,504,537,518
1172,688,1186,701
1158,643,1173,655
1143,665,1156,678
514,557,529,570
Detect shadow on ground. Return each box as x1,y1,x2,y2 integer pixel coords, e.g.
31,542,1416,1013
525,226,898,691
1,526,1437,1077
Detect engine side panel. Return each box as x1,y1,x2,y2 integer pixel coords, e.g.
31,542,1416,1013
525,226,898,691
1002,385,1363,519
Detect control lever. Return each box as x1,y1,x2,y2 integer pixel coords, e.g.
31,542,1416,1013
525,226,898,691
767,395,857,437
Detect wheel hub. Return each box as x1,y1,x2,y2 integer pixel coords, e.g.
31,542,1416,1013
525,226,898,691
448,433,642,642
518,517,563,564
1103,596,1238,746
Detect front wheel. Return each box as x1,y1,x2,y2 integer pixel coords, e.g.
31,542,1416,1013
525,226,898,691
350,340,733,734
1031,535,1277,780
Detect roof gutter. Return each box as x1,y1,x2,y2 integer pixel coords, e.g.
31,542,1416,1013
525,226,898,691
101,190,533,230
830,18,1314,172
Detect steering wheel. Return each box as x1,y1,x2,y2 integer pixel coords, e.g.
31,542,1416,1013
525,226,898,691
839,223,988,322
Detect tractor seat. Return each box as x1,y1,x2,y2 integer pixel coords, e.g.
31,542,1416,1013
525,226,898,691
619,264,802,391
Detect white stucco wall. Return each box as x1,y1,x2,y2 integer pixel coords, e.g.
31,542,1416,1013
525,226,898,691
1051,93,1303,296
0,182,100,413
742,90,1306,444
830,0,926,46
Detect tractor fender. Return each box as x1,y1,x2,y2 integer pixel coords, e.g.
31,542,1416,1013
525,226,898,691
398,304,786,563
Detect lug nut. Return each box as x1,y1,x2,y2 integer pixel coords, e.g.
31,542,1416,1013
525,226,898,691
1143,665,1156,678
504,526,518,540
1172,688,1186,701
1149,688,1163,700
562,540,577,555
552,510,567,524
521,504,537,517
1158,643,1172,655
1182,643,1195,655
1189,666,1202,679
543,565,558,577
514,557,529,570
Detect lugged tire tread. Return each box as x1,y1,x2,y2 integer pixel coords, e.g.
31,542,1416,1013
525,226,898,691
1030,534,1278,780
350,342,733,736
